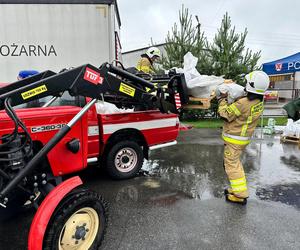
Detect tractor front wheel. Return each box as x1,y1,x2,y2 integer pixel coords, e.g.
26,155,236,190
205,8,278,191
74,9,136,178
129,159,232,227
43,188,107,250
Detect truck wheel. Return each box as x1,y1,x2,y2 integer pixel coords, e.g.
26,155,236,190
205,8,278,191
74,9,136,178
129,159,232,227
105,140,144,179
43,188,107,250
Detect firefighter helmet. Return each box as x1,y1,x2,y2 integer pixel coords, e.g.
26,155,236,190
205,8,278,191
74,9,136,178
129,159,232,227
146,47,161,59
245,71,270,95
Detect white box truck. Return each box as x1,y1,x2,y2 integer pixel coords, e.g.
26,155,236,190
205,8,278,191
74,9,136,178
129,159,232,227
0,0,122,82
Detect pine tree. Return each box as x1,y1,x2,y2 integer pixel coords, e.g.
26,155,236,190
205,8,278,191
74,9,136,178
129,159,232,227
160,6,208,72
208,12,261,81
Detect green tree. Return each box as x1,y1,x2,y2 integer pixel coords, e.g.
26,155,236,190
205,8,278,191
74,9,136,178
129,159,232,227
160,6,209,73
208,12,261,81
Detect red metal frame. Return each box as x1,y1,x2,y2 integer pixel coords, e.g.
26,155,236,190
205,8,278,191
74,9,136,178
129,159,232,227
99,110,179,146
0,100,179,177
28,176,83,250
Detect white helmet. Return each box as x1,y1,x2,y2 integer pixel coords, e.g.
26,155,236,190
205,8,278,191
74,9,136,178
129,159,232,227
146,47,161,59
245,71,270,95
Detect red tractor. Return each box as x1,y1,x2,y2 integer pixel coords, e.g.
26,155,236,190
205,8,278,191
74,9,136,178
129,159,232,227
0,63,188,249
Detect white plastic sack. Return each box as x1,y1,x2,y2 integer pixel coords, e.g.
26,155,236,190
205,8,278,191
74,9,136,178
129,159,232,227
188,76,224,98
171,52,224,98
283,119,300,138
95,101,133,114
216,83,245,104
183,52,200,80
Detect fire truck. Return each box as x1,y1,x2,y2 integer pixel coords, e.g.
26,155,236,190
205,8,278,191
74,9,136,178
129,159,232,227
0,62,188,249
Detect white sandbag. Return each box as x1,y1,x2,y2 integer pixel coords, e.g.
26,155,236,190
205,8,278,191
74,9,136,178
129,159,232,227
283,119,300,138
170,52,224,98
95,101,133,114
188,77,224,98
216,83,245,103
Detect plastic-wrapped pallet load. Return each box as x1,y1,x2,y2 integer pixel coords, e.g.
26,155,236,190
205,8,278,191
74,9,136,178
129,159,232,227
283,119,300,138
263,118,276,135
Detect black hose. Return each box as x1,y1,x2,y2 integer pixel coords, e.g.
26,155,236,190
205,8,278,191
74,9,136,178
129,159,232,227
0,98,32,161
6,98,33,156
0,100,29,154
0,98,19,147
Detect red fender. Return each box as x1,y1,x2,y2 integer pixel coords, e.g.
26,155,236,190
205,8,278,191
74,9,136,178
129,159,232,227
28,176,83,250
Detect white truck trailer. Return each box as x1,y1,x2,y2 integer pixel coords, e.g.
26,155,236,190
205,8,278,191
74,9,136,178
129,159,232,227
0,0,122,82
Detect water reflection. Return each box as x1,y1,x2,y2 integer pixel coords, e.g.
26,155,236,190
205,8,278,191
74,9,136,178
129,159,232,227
143,144,227,199
111,177,189,207
256,184,300,209
144,133,300,209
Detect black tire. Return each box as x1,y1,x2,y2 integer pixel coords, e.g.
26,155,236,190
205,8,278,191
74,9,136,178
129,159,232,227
105,140,144,180
43,188,108,250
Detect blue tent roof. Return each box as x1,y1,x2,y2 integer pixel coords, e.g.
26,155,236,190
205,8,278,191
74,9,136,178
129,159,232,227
262,52,300,75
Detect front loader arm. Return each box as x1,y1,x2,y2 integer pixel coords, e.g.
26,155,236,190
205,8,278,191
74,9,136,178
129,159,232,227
0,63,187,113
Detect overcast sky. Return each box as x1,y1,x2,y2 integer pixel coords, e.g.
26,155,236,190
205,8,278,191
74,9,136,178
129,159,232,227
118,0,300,65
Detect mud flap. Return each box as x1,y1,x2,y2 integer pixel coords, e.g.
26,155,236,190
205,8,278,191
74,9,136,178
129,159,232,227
28,176,83,250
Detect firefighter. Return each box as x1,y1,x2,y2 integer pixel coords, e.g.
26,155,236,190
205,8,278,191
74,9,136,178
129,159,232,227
136,46,161,74
218,71,270,205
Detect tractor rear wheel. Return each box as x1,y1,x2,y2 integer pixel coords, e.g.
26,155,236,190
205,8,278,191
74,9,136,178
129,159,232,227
43,188,108,250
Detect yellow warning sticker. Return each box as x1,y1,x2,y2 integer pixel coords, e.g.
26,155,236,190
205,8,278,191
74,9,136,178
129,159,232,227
119,83,135,97
21,85,47,100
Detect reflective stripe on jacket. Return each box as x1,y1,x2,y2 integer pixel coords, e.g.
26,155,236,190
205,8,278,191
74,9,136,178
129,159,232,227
222,133,250,145
218,97,263,145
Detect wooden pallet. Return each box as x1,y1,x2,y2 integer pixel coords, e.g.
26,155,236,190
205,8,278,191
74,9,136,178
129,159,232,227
183,95,216,110
182,80,233,110
280,135,300,144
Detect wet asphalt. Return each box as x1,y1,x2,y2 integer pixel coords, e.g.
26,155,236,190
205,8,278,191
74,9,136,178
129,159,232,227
0,128,300,250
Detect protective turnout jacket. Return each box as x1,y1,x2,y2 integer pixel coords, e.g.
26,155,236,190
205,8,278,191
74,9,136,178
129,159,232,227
218,97,264,145
136,55,154,74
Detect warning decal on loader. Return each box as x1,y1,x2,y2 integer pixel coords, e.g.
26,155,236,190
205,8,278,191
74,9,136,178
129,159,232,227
21,85,47,100
119,83,136,97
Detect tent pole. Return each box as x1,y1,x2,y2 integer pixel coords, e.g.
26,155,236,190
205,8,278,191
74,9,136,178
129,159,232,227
292,72,296,100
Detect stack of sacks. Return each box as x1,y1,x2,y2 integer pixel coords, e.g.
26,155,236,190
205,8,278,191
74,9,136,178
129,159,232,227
283,119,300,138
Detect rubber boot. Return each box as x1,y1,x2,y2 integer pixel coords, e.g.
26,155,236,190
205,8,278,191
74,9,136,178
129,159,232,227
224,188,234,195
225,194,247,205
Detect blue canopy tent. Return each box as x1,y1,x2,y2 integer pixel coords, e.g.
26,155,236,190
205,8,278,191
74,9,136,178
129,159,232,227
263,52,300,76
263,52,300,100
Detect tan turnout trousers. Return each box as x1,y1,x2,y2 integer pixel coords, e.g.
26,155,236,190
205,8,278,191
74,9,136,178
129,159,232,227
223,142,248,198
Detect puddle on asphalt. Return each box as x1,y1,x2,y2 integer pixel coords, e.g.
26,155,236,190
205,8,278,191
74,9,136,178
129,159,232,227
142,134,300,209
